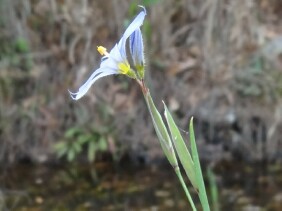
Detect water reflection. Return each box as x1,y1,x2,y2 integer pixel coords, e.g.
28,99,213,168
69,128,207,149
0,160,281,210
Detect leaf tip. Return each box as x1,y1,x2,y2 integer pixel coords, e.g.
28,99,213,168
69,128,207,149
190,116,194,125
162,100,168,115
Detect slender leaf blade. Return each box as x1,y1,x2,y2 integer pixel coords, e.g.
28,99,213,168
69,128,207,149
163,103,198,189
88,141,96,162
98,137,107,151
144,91,196,211
207,168,219,211
67,148,76,162
189,117,210,211
145,92,178,167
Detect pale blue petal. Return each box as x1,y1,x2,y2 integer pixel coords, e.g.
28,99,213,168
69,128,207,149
69,6,147,101
118,7,146,59
101,44,123,70
122,7,146,43
100,56,118,70
69,68,117,100
77,68,104,91
130,28,144,66
109,44,123,62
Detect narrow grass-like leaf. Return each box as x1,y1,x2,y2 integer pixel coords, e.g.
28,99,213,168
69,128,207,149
67,148,76,162
54,142,68,158
88,141,96,162
190,117,210,211
144,91,196,211
144,91,178,167
73,141,82,153
98,137,108,151
163,103,198,189
207,168,219,211
65,127,81,138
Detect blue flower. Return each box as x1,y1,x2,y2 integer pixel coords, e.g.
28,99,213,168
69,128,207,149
130,28,145,78
69,6,146,100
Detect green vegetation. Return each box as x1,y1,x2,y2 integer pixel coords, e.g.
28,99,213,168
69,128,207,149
207,168,219,211
145,90,210,210
54,126,108,162
0,36,33,70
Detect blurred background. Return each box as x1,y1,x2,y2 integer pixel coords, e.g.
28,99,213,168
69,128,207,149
0,0,282,210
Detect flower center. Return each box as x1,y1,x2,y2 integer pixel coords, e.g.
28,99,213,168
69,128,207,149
118,62,131,75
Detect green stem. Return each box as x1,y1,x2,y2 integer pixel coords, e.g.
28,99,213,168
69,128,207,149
141,84,197,211
175,167,197,211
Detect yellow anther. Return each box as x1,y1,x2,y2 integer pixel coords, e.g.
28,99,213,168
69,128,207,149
97,46,108,56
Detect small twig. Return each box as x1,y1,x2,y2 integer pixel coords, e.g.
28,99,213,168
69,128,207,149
69,34,82,64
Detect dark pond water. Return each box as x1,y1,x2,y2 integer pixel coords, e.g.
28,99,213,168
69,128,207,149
0,159,282,211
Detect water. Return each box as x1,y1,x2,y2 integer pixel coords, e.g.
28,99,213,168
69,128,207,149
0,160,281,210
